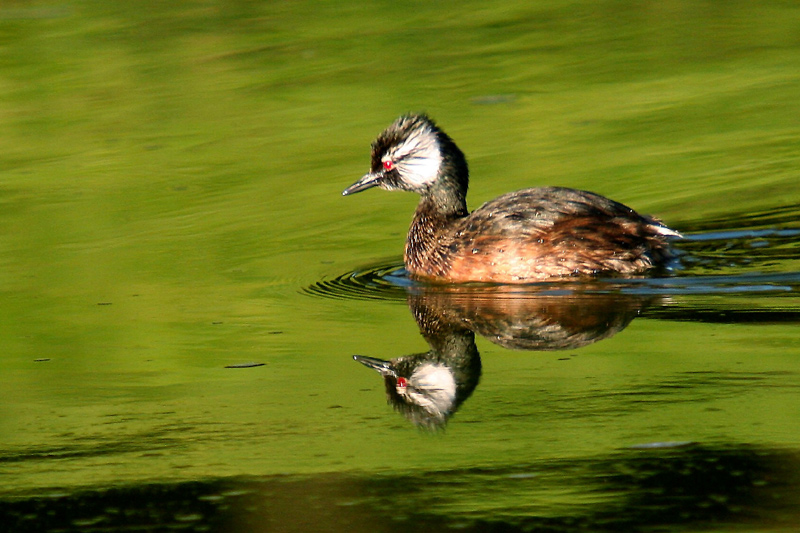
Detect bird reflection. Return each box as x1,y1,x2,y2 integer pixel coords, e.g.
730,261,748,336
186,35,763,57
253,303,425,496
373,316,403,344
355,285,653,429
354,294,482,430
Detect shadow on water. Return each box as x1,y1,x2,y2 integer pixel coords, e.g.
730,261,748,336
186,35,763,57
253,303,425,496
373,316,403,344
305,210,800,429
3,444,799,532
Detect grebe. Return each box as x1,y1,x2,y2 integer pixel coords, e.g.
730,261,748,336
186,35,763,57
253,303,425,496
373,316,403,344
343,114,679,283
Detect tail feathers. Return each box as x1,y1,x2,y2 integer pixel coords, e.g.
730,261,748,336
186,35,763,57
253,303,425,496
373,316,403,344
653,225,682,238
645,216,682,238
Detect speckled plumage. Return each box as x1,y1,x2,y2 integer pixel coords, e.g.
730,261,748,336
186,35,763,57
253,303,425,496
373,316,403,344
344,114,680,283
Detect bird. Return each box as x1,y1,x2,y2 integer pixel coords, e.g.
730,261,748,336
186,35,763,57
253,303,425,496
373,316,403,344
343,114,680,283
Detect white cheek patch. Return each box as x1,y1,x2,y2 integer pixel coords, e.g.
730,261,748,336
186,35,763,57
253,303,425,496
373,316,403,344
405,363,457,413
391,126,442,189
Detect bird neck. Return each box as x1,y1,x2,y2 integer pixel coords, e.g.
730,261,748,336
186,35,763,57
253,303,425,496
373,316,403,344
424,171,469,218
404,188,466,277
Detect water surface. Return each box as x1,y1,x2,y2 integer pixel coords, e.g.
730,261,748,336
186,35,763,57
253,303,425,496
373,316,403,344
2,1,800,531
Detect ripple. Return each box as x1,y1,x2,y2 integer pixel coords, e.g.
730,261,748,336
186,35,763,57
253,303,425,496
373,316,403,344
304,224,800,302
679,203,800,234
303,261,413,301
672,226,800,278
681,227,800,242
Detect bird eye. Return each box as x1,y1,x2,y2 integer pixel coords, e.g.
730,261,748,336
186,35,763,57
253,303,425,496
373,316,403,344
383,160,394,171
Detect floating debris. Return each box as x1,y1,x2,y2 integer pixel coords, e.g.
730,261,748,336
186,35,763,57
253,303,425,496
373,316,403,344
224,362,265,369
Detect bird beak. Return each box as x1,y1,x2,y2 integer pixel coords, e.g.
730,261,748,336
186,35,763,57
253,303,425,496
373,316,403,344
353,355,396,377
342,171,381,196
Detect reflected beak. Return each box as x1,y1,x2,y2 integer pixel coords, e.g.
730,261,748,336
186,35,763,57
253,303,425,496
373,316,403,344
342,172,381,196
353,355,396,377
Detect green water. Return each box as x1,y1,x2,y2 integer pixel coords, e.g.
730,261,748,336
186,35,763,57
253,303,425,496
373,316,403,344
2,1,800,531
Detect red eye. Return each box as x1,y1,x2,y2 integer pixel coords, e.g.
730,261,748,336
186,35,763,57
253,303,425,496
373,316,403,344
383,160,394,171
397,377,407,388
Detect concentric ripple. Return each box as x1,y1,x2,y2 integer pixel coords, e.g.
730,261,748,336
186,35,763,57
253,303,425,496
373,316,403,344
303,260,413,301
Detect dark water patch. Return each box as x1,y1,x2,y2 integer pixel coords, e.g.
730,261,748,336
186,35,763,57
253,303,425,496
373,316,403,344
0,422,209,467
646,306,800,325
2,444,797,533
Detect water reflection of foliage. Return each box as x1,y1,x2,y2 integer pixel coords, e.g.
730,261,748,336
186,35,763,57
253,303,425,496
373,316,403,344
6,444,797,532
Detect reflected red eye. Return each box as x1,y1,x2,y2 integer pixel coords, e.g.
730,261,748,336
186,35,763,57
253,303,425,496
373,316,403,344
383,160,394,171
397,377,407,388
